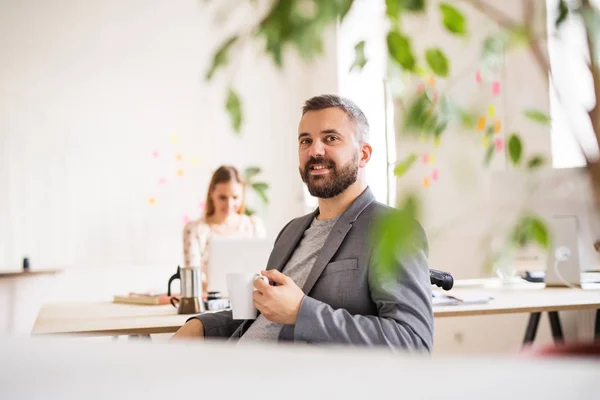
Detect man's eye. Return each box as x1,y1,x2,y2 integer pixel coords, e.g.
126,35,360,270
300,139,311,145
326,136,338,142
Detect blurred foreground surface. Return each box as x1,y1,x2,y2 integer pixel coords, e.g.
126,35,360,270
0,336,599,399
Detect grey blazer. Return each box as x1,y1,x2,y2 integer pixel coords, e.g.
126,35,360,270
193,187,434,351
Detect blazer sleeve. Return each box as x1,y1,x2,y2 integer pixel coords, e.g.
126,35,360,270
186,311,244,339
293,221,434,352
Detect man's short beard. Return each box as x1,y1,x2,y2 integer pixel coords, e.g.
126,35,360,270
300,153,359,199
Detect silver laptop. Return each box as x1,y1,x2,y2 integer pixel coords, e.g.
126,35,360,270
207,237,274,297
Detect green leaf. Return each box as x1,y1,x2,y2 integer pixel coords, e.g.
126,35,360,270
530,217,549,248
205,36,238,81
439,3,467,36
244,166,261,181
402,92,448,137
508,134,522,166
398,193,420,218
320,0,355,21
394,153,418,177
527,155,545,170
386,0,401,19
425,47,449,77
350,41,368,72
403,0,426,12
511,215,549,249
387,31,416,71
371,193,423,279
226,88,242,134
556,0,569,28
524,109,551,124
386,0,425,19
484,144,495,166
251,182,269,204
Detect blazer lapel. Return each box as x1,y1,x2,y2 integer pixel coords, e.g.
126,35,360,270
266,213,315,272
301,221,352,294
301,187,376,294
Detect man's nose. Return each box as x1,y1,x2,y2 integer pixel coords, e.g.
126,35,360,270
308,141,325,158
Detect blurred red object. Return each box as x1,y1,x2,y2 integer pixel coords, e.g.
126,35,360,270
526,341,600,358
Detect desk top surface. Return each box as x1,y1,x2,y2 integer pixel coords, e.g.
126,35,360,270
32,279,600,336
433,281,600,317
0,269,62,279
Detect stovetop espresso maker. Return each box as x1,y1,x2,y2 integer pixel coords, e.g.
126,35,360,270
167,266,205,314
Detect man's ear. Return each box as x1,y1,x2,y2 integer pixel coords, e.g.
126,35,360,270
359,142,372,168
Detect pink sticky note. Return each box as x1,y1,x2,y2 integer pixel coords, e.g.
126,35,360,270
199,201,206,210
495,138,503,152
152,150,159,159
182,215,191,225
159,177,167,185
432,92,438,104
432,169,439,181
492,81,501,96
475,70,482,83
421,153,429,164
416,82,425,94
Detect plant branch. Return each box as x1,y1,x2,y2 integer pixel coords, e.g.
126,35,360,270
458,0,519,29
523,0,550,85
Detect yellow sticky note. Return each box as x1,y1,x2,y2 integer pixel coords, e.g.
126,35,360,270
429,153,436,164
148,197,156,205
176,153,183,161
476,117,486,131
193,157,200,165
177,169,184,177
488,105,495,117
423,177,431,188
483,136,489,148
170,135,179,144
433,136,441,148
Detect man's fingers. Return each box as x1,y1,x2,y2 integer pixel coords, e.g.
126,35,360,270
253,276,271,293
262,269,289,285
252,290,264,304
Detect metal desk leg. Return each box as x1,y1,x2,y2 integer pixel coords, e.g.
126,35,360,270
548,311,564,343
595,309,599,339
523,312,541,345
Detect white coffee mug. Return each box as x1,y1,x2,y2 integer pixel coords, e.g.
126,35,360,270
226,273,269,320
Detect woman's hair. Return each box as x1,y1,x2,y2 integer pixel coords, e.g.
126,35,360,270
204,165,246,217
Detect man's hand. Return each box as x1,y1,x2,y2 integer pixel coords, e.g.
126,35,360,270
170,319,204,341
253,270,305,325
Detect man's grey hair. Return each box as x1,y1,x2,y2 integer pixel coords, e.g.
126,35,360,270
302,94,370,143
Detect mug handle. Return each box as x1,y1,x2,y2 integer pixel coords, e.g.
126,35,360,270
170,297,180,309
253,275,269,288
167,266,181,297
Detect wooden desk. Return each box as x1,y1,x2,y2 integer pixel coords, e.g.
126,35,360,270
32,281,600,339
433,284,600,317
32,302,193,336
0,269,62,279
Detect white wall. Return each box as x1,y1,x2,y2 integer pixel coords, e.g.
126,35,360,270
0,0,338,270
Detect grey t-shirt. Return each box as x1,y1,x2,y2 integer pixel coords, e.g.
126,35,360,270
237,215,339,343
